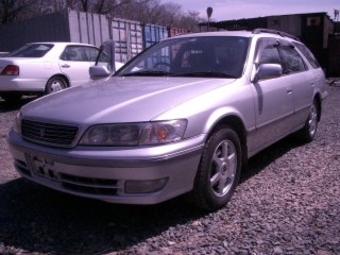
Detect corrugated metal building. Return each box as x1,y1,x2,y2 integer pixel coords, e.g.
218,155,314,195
0,9,111,51
0,9,188,64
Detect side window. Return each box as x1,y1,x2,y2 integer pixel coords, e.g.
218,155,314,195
83,47,100,62
97,51,110,63
279,46,306,74
255,37,282,66
60,46,89,61
259,45,281,65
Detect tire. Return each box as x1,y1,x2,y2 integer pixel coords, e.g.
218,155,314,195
0,92,22,103
45,76,67,94
189,126,242,211
297,101,318,143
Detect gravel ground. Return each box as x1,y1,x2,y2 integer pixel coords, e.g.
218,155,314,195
0,84,340,255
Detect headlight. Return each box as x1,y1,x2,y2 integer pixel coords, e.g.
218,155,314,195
80,119,187,146
139,120,187,145
13,112,22,134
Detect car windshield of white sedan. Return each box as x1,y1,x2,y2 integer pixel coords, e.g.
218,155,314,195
117,36,250,78
7,44,53,58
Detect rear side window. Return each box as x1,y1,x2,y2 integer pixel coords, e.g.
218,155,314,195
256,38,307,75
60,46,98,62
279,46,306,74
293,42,320,69
7,44,53,57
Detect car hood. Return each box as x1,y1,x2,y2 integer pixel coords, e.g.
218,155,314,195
21,77,236,124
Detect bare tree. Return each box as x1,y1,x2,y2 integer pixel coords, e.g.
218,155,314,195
145,0,165,24
0,0,203,32
65,0,81,10
62,0,145,15
178,10,203,32
0,0,39,25
31,0,67,15
158,2,181,27
116,0,162,23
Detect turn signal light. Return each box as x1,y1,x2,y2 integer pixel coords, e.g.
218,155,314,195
0,65,19,75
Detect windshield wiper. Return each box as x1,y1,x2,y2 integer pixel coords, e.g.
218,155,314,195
171,71,237,78
122,70,173,77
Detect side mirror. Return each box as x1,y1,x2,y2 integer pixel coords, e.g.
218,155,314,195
89,40,117,80
89,65,111,79
252,63,282,83
97,40,116,71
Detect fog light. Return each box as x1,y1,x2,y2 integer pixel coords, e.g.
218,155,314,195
125,178,169,194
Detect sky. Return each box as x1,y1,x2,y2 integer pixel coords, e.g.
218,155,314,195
166,0,340,21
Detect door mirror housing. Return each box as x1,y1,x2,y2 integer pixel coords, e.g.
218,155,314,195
89,40,116,80
89,65,111,79
252,63,282,83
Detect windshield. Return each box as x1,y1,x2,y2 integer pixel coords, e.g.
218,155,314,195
117,36,249,78
7,44,53,57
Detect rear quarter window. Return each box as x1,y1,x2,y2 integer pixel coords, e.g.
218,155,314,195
293,42,320,69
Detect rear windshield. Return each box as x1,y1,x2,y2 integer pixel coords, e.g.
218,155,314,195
7,44,53,57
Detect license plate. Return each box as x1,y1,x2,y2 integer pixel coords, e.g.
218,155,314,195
25,153,58,180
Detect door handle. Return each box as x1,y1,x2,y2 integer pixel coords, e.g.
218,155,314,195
286,87,293,93
61,64,70,68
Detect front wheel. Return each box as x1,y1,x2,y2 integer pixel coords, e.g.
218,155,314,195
45,76,67,94
189,126,242,211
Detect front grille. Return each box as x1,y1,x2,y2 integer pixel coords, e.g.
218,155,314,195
22,119,79,147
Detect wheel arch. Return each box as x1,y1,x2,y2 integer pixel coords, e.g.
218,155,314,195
46,74,70,88
205,114,248,169
189,114,248,210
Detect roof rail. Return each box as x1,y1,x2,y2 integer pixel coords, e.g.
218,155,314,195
252,28,300,41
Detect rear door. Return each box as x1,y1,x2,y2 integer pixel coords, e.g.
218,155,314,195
279,43,314,127
293,43,325,121
59,45,99,86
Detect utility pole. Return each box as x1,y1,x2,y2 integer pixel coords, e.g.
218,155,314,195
207,7,213,31
335,9,339,21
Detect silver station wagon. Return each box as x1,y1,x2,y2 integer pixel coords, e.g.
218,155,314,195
7,29,328,211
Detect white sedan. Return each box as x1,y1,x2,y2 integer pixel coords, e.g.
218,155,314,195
0,42,123,102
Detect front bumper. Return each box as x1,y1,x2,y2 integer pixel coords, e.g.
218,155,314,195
7,129,204,204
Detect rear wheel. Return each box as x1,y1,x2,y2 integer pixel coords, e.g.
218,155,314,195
45,76,67,94
297,101,318,143
0,92,22,103
189,126,242,211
